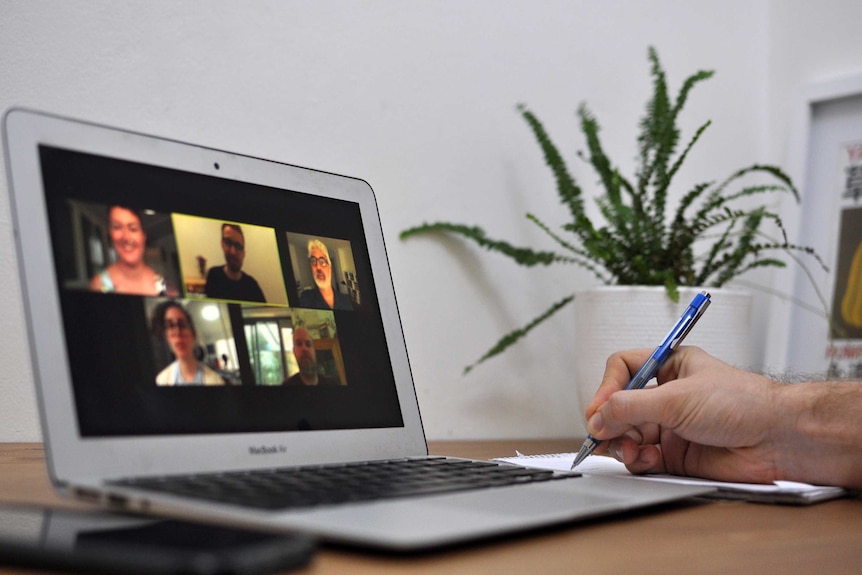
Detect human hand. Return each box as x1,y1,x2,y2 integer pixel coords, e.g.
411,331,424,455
584,346,786,484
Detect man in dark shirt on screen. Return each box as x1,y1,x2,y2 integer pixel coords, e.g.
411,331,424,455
205,223,266,302
282,326,340,386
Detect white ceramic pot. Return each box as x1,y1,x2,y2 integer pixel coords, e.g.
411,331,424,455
571,286,752,430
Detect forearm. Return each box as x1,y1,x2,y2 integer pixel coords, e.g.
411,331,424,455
777,381,862,489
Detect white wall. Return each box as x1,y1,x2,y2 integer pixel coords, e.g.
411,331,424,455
1,1,859,442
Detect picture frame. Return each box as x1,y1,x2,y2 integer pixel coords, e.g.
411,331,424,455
765,74,862,377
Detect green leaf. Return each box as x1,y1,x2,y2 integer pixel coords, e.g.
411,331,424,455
400,222,567,267
464,294,575,373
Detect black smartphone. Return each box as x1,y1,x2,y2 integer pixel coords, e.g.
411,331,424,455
0,503,314,575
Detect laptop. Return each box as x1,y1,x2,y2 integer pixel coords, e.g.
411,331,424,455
2,108,712,551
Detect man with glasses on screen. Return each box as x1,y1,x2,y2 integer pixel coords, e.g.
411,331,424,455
298,238,353,311
205,223,266,303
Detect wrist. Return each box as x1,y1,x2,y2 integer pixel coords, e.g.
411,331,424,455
776,381,862,488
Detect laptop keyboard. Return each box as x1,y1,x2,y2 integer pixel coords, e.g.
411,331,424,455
111,457,568,510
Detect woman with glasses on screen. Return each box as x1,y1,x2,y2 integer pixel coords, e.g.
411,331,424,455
151,300,224,386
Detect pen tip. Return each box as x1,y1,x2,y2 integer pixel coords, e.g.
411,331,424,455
570,450,587,470
571,437,598,470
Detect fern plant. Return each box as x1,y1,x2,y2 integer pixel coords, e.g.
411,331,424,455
401,46,825,373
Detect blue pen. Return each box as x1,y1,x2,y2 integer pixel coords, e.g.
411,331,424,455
570,290,712,470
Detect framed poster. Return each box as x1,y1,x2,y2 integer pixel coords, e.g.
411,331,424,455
766,76,862,378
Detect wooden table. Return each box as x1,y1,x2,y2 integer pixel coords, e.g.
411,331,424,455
2,441,862,575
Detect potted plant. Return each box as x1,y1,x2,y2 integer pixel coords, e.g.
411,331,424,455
400,46,825,378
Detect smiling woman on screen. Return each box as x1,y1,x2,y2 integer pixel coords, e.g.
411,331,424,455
89,205,166,296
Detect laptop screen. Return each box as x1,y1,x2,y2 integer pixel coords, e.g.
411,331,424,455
38,145,404,437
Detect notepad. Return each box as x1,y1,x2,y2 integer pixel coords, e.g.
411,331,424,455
493,452,846,505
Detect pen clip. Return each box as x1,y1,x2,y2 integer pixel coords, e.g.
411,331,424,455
673,291,711,348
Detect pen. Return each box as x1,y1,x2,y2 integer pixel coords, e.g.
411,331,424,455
570,290,712,470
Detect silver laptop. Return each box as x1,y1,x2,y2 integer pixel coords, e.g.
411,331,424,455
3,108,712,551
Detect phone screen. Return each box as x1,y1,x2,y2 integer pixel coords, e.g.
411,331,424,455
0,503,314,575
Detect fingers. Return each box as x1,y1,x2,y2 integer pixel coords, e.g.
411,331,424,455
604,436,667,474
580,346,711,477
582,349,675,476
588,384,677,440
584,348,653,420
584,346,711,424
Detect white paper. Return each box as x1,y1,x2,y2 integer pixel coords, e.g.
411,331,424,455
493,452,845,502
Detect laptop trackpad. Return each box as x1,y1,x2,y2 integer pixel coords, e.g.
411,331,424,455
428,478,625,520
